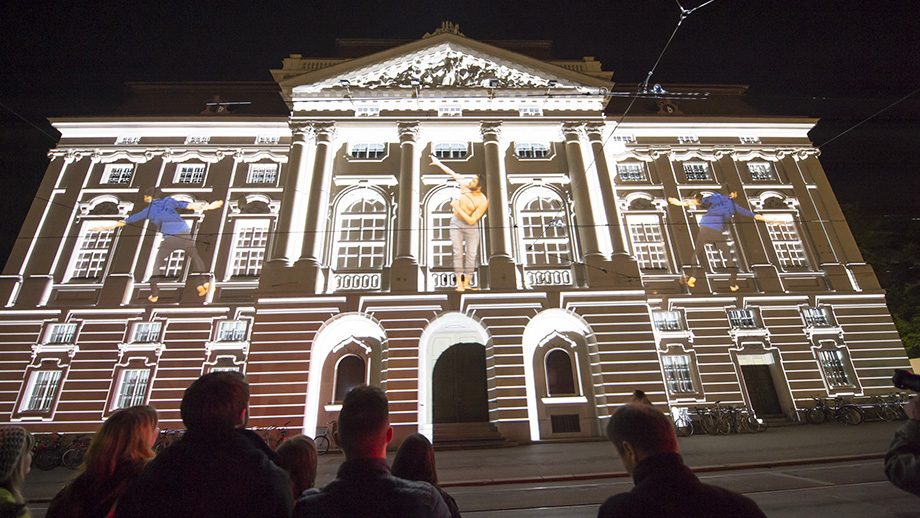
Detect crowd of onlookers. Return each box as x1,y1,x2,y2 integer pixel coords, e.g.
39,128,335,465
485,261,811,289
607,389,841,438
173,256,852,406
1,372,917,517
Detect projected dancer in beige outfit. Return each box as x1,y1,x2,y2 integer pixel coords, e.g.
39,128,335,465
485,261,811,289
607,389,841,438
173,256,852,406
430,155,488,292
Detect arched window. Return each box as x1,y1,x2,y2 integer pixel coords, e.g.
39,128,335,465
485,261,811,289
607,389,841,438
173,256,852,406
333,191,388,270
545,349,576,396
515,188,571,267
333,355,366,402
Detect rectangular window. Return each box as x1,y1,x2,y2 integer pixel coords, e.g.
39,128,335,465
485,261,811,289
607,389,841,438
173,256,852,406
114,369,150,409
433,143,468,159
520,195,570,267
767,216,808,268
22,370,62,412
678,135,699,144
683,162,711,181
430,199,454,269
69,225,115,280
350,143,386,159
231,221,270,277
47,323,77,344
627,215,669,270
217,320,248,342
653,311,682,332
518,106,543,117
610,134,635,143
185,136,210,144
438,106,462,117
617,163,646,181
247,164,279,183
819,349,852,387
748,162,775,181
704,240,731,270
728,309,758,329
739,136,760,144
116,136,141,145
132,322,162,343
355,106,380,117
255,135,280,144
102,164,135,184
514,143,549,158
175,164,206,184
803,307,832,327
662,355,696,394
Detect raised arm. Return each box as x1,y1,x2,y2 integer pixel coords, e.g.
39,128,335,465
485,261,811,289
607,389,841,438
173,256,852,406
668,196,700,208
90,221,126,233
187,200,224,211
754,214,783,225
430,155,464,184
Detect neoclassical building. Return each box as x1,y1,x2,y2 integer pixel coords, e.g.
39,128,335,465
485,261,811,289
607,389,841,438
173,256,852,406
0,25,908,444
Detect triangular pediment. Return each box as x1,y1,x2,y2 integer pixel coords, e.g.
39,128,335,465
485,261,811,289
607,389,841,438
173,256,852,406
276,33,613,101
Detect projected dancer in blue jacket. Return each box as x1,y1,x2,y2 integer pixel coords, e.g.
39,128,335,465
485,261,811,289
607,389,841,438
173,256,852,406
669,187,779,292
93,188,224,303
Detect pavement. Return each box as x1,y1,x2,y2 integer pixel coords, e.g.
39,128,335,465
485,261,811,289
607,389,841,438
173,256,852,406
23,420,911,516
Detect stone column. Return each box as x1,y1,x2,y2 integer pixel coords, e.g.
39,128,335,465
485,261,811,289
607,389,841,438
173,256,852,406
562,122,617,288
585,123,640,287
260,123,315,293
391,122,421,292
296,122,337,293
480,121,517,289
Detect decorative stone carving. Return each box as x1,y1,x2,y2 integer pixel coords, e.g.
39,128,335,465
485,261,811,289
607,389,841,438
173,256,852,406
479,121,502,141
397,122,420,141
561,122,586,141
289,122,315,138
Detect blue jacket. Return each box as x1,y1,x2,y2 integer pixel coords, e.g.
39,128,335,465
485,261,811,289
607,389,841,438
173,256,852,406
698,193,756,232
125,197,190,236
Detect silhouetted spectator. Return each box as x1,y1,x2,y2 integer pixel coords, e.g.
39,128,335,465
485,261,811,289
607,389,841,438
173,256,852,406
598,404,765,518
392,433,461,518
294,385,450,517
47,405,158,518
114,372,292,518
630,390,651,405
277,435,319,498
0,426,34,518
885,396,920,496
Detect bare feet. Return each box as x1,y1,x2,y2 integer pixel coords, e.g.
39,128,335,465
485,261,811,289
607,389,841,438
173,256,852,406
686,276,696,288
197,283,211,297
730,285,740,292
147,295,159,303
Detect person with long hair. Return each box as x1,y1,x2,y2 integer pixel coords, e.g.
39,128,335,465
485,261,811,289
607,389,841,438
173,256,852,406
47,405,159,518
391,433,461,518
276,435,319,498
0,426,34,518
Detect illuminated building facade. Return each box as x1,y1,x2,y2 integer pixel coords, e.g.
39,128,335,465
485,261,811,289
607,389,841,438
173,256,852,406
0,26,909,444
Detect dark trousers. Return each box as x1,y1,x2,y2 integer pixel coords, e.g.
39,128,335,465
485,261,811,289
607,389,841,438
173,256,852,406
690,226,739,284
150,231,207,296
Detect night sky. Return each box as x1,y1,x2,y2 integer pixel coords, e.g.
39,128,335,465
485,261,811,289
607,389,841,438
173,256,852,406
2,0,919,270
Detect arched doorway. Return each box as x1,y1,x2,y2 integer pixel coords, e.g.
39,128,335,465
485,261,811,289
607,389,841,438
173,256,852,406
432,343,489,423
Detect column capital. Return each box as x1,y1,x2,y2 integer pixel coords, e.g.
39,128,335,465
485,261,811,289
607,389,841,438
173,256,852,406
289,122,315,139
584,121,606,137
479,121,503,142
561,121,586,141
312,122,337,141
397,121,420,142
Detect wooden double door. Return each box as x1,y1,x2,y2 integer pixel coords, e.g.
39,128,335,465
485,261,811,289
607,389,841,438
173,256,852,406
432,343,489,423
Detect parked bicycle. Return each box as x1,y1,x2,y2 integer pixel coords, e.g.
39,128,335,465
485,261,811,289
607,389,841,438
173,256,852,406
806,395,864,425
61,434,91,470
671,407,693,437
32,432,65,471
153,429,184,453
255,421,291,449
315,420,337,455
869,394,902,422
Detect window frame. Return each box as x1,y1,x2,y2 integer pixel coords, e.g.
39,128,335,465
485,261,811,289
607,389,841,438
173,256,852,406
682,162,712,181
246,163,279,184
727,309,759,329
438,105,463,117
544,348,578,397
433,143,469,159
514,142,550,159
652,311,683,332
216,320,249,342
514,186,573,269
616,163,647,182
174,163,207,184
765,214,809,270
349,143,387,160
331,189,389,271
626,214,671,271
111,368,152,410
101,163,136,185
20,369,64,413
227,218,271,278
332,354,368,403
747,162,775,181
65,220,117,282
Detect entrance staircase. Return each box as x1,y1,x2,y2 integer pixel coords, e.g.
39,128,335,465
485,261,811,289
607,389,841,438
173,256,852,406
432,422,516,450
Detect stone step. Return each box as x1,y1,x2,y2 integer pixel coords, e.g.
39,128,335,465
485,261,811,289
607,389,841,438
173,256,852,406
432,422,516,450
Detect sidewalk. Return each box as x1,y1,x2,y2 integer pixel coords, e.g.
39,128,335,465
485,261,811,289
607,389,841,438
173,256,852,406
25,420,904,501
